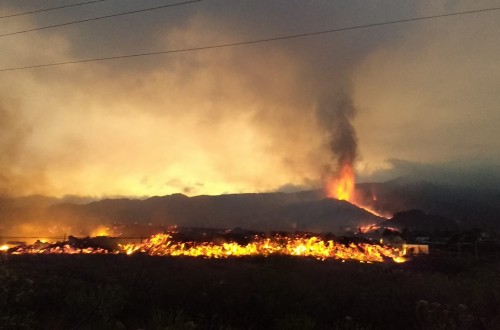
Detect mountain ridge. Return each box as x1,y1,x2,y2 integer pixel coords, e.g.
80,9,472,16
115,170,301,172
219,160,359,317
1,178,498,237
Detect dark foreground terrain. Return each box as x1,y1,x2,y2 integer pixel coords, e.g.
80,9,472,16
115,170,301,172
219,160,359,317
1,253,499,330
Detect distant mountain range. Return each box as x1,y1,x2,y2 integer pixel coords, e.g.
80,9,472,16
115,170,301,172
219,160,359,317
46,190,382,233
355,177,500,229
1,177,498,237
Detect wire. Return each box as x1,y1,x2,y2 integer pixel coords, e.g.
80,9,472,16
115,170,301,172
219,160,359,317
1,5,499,72
0,0,203,38
0,0,112,19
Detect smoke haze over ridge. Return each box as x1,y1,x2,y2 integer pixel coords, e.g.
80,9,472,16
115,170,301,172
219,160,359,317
1,0,500,197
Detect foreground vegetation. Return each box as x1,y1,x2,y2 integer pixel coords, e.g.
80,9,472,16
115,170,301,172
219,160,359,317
1,253,498,329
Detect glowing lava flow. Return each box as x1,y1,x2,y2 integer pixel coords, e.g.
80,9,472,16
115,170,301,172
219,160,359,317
5,233,406,263
119,234,406,263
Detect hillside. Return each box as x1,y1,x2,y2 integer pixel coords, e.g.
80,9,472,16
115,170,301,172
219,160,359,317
46,191,381,233
2,177,499,237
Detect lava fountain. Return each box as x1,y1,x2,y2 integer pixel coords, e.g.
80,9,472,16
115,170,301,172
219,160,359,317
326,161,355,201
325,162,389,220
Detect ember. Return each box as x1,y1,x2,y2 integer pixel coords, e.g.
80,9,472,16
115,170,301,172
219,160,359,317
10,244,113,255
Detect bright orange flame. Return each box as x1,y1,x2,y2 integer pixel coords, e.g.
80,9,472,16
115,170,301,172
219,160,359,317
91,226,110,237
0,244,9,251
119,234,405,263
326,162,390,220
7,233,406,263
326,162,355,201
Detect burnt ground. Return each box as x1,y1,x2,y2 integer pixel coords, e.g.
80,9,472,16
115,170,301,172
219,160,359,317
0,253,499,330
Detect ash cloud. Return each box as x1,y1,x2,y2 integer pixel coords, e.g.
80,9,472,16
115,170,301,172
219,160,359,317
317,93,358,172
0,100,34,196
0,0,498,199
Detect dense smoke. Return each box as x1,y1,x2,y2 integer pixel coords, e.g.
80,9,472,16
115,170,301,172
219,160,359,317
0,1,499,199
0,1,377,197
1,1,500,238
317,93,358,176
0,100,36,196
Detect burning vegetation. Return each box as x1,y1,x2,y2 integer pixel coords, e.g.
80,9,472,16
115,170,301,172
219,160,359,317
120,233,405,263
4,231,406,263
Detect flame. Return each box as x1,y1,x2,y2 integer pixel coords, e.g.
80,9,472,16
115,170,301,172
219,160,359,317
91,226,111,237
326,162,355,201
7,233,406,263
11,245,112,255
326,162,390,219
0,244,9,251
119,233,406,263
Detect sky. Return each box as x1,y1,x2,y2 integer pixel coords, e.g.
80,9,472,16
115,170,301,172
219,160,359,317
1,0,499,198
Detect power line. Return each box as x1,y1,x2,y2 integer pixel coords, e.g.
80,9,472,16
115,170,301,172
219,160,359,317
0,0,112,19
1,5,499,73
0,0,203,38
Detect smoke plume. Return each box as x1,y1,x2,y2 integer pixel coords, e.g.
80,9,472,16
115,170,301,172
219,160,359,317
318,93,358,172
0,1,499,199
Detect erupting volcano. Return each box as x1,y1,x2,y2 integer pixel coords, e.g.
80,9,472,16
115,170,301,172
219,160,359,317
321,94,389,220
325,161,390,220
326,162,355,201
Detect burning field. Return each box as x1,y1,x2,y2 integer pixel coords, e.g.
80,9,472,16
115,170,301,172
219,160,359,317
4,232,406,263
2,226,499,329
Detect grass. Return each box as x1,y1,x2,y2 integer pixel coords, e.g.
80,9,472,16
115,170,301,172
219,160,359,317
1,253,499,329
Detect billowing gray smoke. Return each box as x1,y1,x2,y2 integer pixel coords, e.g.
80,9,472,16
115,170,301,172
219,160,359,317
3,1,492,199
317,93,358,179
0,1,422,198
